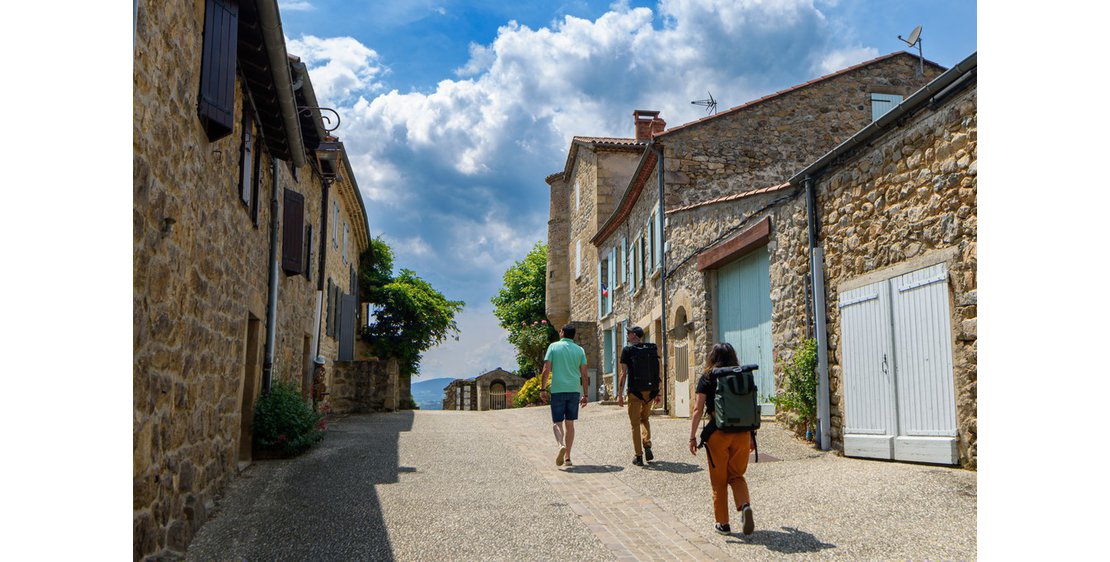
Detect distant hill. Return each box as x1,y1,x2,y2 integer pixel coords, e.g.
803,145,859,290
410,377,456,410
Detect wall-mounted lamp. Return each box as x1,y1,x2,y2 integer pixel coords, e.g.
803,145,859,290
315,135,343,184
298,106,343,184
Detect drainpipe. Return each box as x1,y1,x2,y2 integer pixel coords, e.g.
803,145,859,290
262,160,282,393
655,142,668,415
314,179,331,358
805,176,831,450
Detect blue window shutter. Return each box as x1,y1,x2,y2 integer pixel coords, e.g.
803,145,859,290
597,258,603,316
871,93,903,121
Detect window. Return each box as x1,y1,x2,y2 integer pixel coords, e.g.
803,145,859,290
575,239,582,279
639,233,648,288
871,93,903,121
333,202,339,247
618,236,627,287
326,279,335,337
598,252,612,317
238,101,254,208
197,0,238,141
603,329,614,374
575,180,580,210
342,223,349,264
627,238,634,287
648,211,657,271
282,189,306,274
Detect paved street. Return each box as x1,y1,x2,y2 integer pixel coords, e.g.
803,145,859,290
187,404,976,561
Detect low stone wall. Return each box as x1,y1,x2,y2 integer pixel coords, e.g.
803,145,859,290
329,359,399,414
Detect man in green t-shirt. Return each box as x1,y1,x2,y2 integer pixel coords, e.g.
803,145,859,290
539,324,589,467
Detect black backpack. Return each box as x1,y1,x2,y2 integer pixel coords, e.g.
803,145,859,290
625,343,660,397
711,364,761,433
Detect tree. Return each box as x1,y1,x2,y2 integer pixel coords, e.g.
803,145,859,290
491,241,557,375
359,238,464,379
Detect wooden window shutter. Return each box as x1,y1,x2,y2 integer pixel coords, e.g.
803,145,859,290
249,130,262,224
197,0,238,141
282,189,305,274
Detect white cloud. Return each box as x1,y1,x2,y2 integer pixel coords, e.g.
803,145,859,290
285,35,386,105
815,46,881,75
280,1,315,12
416,306,518,379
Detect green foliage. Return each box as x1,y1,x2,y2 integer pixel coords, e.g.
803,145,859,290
253,382,326,457
771,338,819,439
359,237,464,378
359,237,395,303
399,396,419,410
491,242,557,374
513,374,550,408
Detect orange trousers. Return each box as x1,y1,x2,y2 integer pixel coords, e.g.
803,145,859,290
626,391,653,456
704,430,752,525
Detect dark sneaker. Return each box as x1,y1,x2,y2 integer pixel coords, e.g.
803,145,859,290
644,444,654,462
632,455,644,466
741,504,754,536
556,446,566,466
714,523,731,535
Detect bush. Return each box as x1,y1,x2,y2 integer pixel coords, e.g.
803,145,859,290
253,382,326,457
771,338,818,440
513,375,550,408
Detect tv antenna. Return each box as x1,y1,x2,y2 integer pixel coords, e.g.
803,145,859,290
898,25,924,76
691,91,717,115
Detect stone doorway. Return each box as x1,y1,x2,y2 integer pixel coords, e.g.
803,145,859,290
239,315,262,464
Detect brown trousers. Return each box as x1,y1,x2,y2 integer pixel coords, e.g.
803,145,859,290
626,391,653,455
704,429,752,525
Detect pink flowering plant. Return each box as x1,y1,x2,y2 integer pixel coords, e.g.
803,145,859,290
252,382,326,457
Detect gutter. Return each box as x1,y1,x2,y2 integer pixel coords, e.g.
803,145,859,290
256,0,306,167
262,160,282,393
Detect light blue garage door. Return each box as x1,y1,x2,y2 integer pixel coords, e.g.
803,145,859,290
716,245,775,413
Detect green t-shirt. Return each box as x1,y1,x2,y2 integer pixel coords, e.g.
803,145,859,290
544,338,587,394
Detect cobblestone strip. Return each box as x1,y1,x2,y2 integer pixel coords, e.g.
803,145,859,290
491,414,731,561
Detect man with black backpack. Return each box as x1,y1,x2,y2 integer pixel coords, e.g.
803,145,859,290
617,326,661,467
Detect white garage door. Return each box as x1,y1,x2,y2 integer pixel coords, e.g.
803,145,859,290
840,262,958,465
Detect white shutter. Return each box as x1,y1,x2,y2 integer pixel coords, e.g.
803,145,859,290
871,93,903,121
608,246,616,312
839,280,897,460
620,236,627,286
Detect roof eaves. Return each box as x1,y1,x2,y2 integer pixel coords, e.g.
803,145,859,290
666,182,795,215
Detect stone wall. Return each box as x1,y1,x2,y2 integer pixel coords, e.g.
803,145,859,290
329,359,400,414
546,177,571,328
663,189,808,412
134,2,340,558
811,81,978,467
661,53,942,210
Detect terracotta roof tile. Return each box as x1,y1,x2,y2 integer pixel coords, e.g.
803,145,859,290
666,182,795,215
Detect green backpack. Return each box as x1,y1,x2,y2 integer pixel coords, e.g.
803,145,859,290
712,365,761,433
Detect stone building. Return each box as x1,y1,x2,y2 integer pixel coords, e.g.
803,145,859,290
133,1,385,559
663,53,977,467
443,368,527,411
545,132,651,400
549,52,942,413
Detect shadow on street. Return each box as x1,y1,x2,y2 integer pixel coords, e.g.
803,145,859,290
642,460,704,474
727,526,837,554
186,411,414,561
563,464,624,474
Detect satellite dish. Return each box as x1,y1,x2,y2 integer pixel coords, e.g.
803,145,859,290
906,25,922,46
897,25,924,76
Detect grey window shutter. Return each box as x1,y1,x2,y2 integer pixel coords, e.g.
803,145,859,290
197,0,238,141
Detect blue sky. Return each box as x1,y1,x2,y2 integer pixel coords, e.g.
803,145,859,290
276,0,977,380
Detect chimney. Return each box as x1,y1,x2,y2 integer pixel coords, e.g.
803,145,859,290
633,109,665,142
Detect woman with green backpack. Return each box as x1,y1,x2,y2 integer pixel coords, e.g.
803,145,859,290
688,342,757,536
